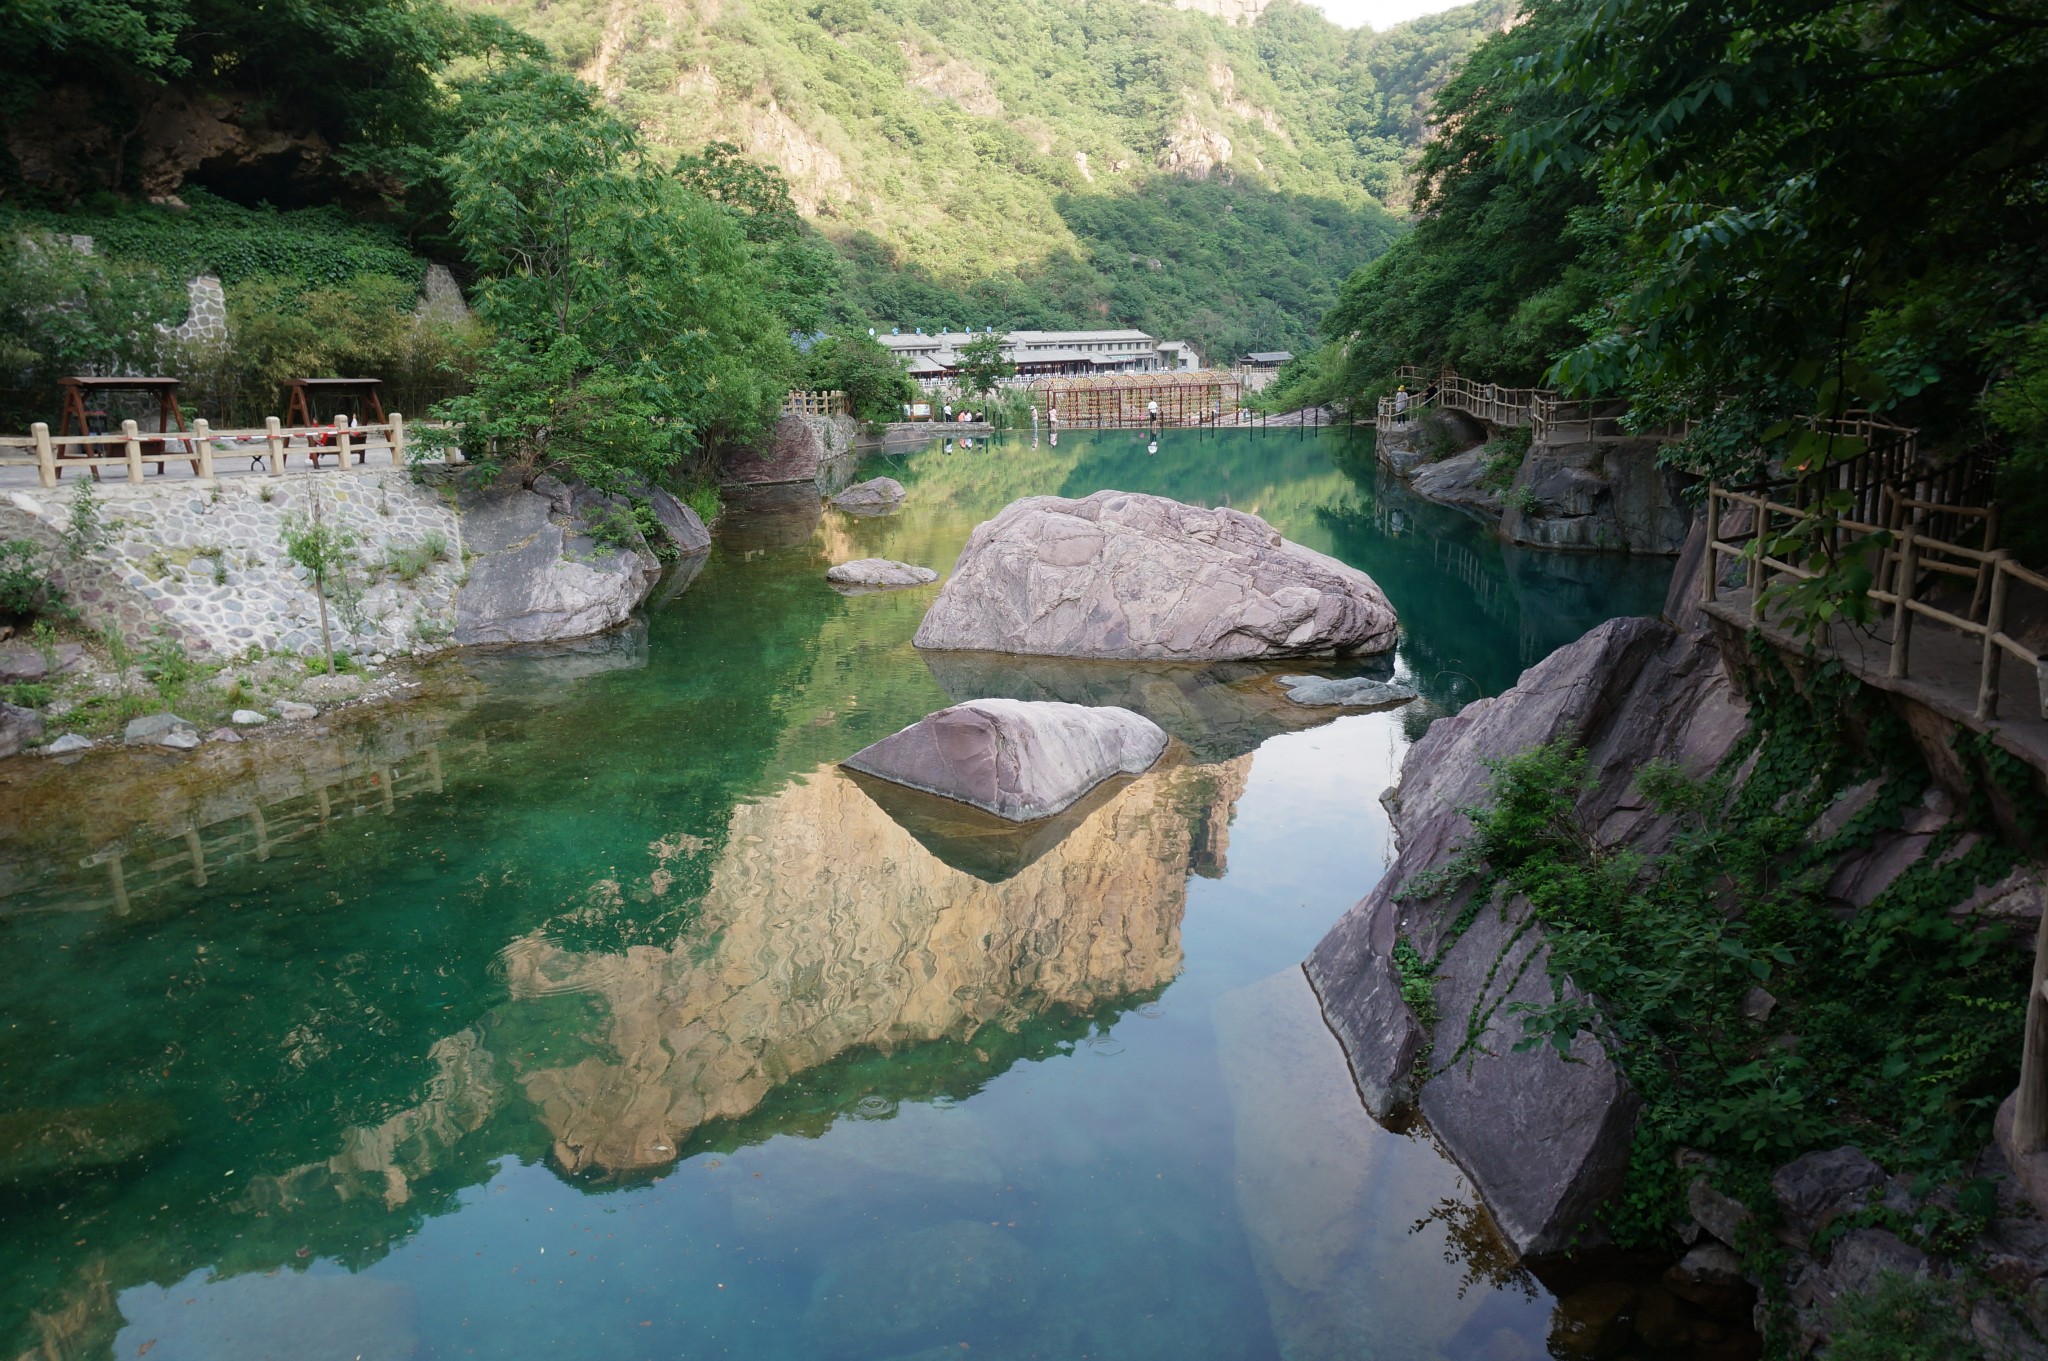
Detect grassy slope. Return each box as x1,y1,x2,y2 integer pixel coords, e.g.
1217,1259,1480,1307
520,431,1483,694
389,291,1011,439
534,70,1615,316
456,0,1510,354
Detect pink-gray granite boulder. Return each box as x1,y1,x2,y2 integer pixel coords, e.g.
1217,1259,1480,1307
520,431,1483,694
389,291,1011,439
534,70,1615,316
914,491,1398,660
842,698,1166,822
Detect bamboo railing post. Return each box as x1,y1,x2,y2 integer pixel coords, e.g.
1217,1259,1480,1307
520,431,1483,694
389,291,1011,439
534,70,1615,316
193,418,215,482
1890,527,1920,679
389,412,406,467
122,419,144,483
1978,552,2011,720
31,422,55,488
1703,489,1720,603
265,417,285,476
337,426,353,468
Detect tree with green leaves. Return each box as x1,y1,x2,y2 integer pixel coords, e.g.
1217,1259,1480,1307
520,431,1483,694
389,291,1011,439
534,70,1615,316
954,334,1016,403
802,335,915,422
674,142,845,334
435,65,794,490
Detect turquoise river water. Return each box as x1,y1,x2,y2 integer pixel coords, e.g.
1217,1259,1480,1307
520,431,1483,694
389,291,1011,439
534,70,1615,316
0,428,1670,1361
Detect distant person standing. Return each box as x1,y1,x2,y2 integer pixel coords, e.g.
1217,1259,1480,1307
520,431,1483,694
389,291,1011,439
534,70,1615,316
1147,397,1160,430
943,401,953,421
1394,386,1410,426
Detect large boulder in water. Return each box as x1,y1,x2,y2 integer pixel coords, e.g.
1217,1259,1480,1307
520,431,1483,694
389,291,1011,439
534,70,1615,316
842,698,1167,821
914,490,1398,661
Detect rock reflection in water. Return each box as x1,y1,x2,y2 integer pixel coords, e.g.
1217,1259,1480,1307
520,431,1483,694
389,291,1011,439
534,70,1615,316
1216,968,1550,1360
507,755,1250,1176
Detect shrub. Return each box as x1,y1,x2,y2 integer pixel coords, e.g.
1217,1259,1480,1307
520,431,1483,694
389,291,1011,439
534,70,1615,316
0,541,66,621
382,531,450,582
1827,1273,1976,1361
1478,425,1533,491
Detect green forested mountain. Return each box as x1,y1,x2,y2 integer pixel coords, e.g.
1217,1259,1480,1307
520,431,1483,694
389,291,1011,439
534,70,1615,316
453,0,1511,355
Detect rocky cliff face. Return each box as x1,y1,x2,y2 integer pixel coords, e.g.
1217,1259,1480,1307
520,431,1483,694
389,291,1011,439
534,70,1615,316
1306,609,1748,1254
1382,434,1692,556
502,755,1249,1175
1307,517,2048,1278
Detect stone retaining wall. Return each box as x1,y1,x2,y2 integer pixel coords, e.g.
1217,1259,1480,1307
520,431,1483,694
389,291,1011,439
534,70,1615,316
5,467,464,661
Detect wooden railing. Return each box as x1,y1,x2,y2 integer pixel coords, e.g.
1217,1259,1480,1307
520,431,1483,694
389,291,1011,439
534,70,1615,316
0,416,455,487
1378,365,1670,446
1704,483,2044,721
782,389,849,418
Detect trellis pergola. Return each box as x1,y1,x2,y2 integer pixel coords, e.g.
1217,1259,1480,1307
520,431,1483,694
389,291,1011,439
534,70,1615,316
1031,372,1243,428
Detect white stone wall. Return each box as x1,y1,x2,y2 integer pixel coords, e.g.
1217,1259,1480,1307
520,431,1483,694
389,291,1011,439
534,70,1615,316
20,468,465,661
162,274,228,346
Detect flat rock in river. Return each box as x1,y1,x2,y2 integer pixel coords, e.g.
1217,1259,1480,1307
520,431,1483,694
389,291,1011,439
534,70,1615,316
914,490,1398,660
1276,675,1418,708
826,558,938,590
842,697,1167,821
830,477,907,515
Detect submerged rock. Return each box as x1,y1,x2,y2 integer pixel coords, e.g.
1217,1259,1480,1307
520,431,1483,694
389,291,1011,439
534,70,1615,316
914,490,1398,660
1276,674,1419,708
826,558,939,590
0,1099,182,1187
842,698,1167,821
830,477,907,515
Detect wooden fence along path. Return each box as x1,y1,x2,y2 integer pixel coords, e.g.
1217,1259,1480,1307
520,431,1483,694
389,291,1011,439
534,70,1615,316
0,415,456,487
782,390,850,418
1375,365,1651,445
1702,485,2047,726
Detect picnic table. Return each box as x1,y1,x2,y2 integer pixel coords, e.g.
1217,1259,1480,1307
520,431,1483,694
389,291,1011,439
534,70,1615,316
57,377,198,478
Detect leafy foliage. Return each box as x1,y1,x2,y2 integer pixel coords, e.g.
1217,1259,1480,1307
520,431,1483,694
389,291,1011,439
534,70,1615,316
458,0,1503,356
0,541,66,622
9,191,422,288
800,334,915,421
1320,0,2048,553
954,334,1016,401
0,235,185,428
1416,654,2035,1249
434,64,794,487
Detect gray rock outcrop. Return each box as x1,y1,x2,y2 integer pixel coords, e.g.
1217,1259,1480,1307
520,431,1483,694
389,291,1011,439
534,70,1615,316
123,712,197,750
1500,439,1691,554
842,698,1168,822
723,413,858,487
1406,447,1505,519
830,477,907,515
0,702,46,756
1276,675,1419,708
1305,606,1749,1256
454,480,658,646
644,488,711,556
914,491,1399,660
826,559,939,590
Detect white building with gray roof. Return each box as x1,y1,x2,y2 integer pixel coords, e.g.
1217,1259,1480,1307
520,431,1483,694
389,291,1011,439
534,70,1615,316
877,329,1202,379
